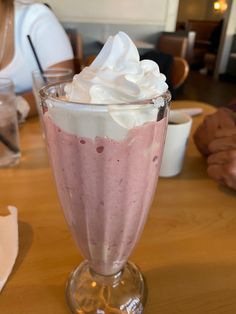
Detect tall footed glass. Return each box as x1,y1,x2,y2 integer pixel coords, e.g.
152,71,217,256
40,82,170,313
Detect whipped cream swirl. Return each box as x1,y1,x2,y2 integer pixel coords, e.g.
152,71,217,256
66,32,168,103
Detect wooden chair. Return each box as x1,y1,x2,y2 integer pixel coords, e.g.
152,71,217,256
85,54,96,67
158,31,196,63
170,57,189,89
74,33,84,69
156,35,188,59
66,29,84,72
186,20,220,66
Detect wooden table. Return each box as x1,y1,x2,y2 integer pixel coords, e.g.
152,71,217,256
0,101,236,314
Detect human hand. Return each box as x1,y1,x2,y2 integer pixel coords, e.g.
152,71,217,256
194,108,236,156
207,128,236,190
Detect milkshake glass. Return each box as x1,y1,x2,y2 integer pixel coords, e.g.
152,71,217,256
40,81,170,313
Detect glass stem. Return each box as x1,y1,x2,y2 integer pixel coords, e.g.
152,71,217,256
89,266,124,288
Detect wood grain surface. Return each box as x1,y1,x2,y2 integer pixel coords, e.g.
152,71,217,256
1,101,236,314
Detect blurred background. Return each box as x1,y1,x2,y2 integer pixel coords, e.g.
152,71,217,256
39,0,236,107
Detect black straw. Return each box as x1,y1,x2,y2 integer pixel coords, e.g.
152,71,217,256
27,35,47,84
27,35,44,75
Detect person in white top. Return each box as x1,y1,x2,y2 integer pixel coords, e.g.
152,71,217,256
0,0,74,116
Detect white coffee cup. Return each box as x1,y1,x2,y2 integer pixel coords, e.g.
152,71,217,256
160,110,192,177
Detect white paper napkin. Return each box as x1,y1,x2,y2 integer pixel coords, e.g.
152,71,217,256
0,206,19,292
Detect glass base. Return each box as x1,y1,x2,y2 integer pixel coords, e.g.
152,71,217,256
66,260,147,314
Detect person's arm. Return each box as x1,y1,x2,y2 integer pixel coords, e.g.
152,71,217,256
48,59,75,72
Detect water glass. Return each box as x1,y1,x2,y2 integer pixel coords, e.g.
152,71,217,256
32,68,73,131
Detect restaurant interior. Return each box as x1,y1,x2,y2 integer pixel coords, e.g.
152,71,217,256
0,0,236,313
60,0,236,107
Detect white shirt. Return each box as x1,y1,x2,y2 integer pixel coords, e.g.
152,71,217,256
0,2,73,93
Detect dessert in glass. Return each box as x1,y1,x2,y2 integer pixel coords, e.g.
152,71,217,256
40,32,170,313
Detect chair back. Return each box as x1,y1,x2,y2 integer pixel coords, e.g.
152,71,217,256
156,35,188,59
85,54,96,67
186,20,219,42
66,29,84,72
171,57,189,89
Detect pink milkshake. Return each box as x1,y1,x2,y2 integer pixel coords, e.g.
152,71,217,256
44,114,167,275
40,32,170,313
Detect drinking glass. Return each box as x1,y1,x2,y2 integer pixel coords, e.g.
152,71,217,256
40,82,170,313
32,68,73,132
0,78,20,167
